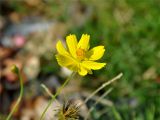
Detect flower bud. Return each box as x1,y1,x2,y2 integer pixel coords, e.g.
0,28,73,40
11,65,19,74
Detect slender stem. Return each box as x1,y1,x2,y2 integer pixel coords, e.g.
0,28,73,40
6,68,23,120
85,88,113,120
41,84,59,105
41,84,53,97
40,72,75,120
84,73,123,104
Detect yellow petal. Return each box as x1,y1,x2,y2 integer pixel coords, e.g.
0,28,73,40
66,34,77,58
56,41,69,56
77,34,90,50
56,54,78,72
78,65,88,76
82,61,106,70
87,46,105,60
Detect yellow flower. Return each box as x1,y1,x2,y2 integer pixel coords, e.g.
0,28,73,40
56,34,106,76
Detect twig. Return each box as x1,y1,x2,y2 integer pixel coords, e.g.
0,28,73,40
41,84,53,98
85,88,113,120
84,73,123,104
81,92,113,106
41,83,61,105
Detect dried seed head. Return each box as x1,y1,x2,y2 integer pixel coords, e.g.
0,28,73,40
57,99,80,120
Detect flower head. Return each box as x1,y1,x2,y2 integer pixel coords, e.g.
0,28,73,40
56,34,106,76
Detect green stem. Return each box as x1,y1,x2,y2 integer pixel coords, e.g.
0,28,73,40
40,72,75,120
6,68,23,120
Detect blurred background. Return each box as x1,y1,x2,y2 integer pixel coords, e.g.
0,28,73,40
0,0,160,120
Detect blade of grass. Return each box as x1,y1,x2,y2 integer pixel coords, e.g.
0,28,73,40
84,73,123,104
85,88,113,120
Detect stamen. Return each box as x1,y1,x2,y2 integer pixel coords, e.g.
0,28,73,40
76,48,85,60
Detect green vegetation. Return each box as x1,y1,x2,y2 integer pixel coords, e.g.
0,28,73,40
1,0,160,119
69,0,160,119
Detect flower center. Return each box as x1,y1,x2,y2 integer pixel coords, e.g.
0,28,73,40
76,48,85,60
